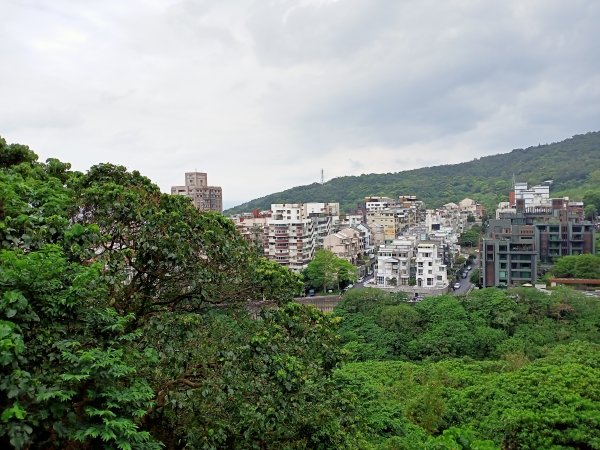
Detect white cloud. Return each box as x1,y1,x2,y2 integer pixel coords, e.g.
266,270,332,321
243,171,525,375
1,0,599,209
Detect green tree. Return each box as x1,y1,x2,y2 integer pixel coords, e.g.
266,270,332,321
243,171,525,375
459,229,480,247
0,246,160,449
305,249,357,293
551,254,600,279
1,138,363,448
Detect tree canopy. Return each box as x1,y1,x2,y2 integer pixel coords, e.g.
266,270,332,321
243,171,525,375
551,253,600,279
0,137,358,449
304,249,357,293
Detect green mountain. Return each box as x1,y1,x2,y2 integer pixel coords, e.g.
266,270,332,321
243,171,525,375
225,131,600,215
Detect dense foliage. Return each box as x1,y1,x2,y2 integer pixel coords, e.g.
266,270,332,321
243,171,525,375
550,253,600,279
0,137,359,449
226,131,600,214
304,249,357,294
332,287,600,448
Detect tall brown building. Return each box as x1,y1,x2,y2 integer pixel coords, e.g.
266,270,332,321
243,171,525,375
171,172,223,213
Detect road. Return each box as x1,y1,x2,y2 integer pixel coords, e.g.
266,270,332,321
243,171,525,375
452,256,479,295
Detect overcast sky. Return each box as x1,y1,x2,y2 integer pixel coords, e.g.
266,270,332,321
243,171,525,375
2,0,599,208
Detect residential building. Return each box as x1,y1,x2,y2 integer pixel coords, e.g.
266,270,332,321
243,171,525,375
323,228,363,264
171,172,223,212
480,219,538,288
375,238,415,288
415,242,448,289
364,196,396,212
480,182,595,287
366,208,410,243
264,203,317,272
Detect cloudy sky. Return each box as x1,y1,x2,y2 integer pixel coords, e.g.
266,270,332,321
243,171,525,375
2,0,599,208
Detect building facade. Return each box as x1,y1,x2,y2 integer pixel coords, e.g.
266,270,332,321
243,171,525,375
171,172,223,212
263,204,319,272
480,182,595,287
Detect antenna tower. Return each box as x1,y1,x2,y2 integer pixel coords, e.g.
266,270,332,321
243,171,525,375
321,168,324,184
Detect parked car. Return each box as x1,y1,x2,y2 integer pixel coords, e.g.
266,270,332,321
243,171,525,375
453,282,461,290
308,289,315,297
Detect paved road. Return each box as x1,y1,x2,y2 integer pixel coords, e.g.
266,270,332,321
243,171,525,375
452,257,479,295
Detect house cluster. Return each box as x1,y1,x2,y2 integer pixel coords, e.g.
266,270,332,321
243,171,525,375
231,202,374,274
374,199,483,296
231,195,485,297
480,181,595,287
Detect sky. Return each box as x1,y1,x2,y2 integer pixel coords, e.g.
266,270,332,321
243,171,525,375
2,0,600,209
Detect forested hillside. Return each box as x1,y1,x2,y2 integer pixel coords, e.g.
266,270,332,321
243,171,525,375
332,287,600,448
226,131,600,214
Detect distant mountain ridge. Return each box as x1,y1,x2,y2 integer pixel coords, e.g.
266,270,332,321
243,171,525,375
225,132,600,214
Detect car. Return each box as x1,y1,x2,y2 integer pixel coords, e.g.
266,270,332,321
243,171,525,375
308,289,315,297
466,266,472,270
453,282,461,290
462,272,468,278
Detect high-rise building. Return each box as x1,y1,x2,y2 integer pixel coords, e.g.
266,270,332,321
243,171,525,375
171,172,223,213
264,204,317,272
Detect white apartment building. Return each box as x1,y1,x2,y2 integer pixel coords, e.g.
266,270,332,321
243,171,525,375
265,204,316,272
415,242,448,289
514,181,551,208
375,238,415,287
305,202,340,216
365,196,396,212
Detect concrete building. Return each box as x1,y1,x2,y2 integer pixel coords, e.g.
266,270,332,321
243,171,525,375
375,238,449,296
171,172,223,213
264,203,317,272
323,228,363,264
481,186,595,287
481,219,538,288
375,238,415,288
415,242,448,289
366,208,413,243
364,196,396,212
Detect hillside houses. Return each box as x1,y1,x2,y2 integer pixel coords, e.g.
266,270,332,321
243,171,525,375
230,196,481,297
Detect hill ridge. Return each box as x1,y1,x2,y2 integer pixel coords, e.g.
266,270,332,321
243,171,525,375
225,131,600,214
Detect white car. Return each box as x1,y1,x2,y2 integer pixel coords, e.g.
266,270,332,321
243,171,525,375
453,282,461,290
